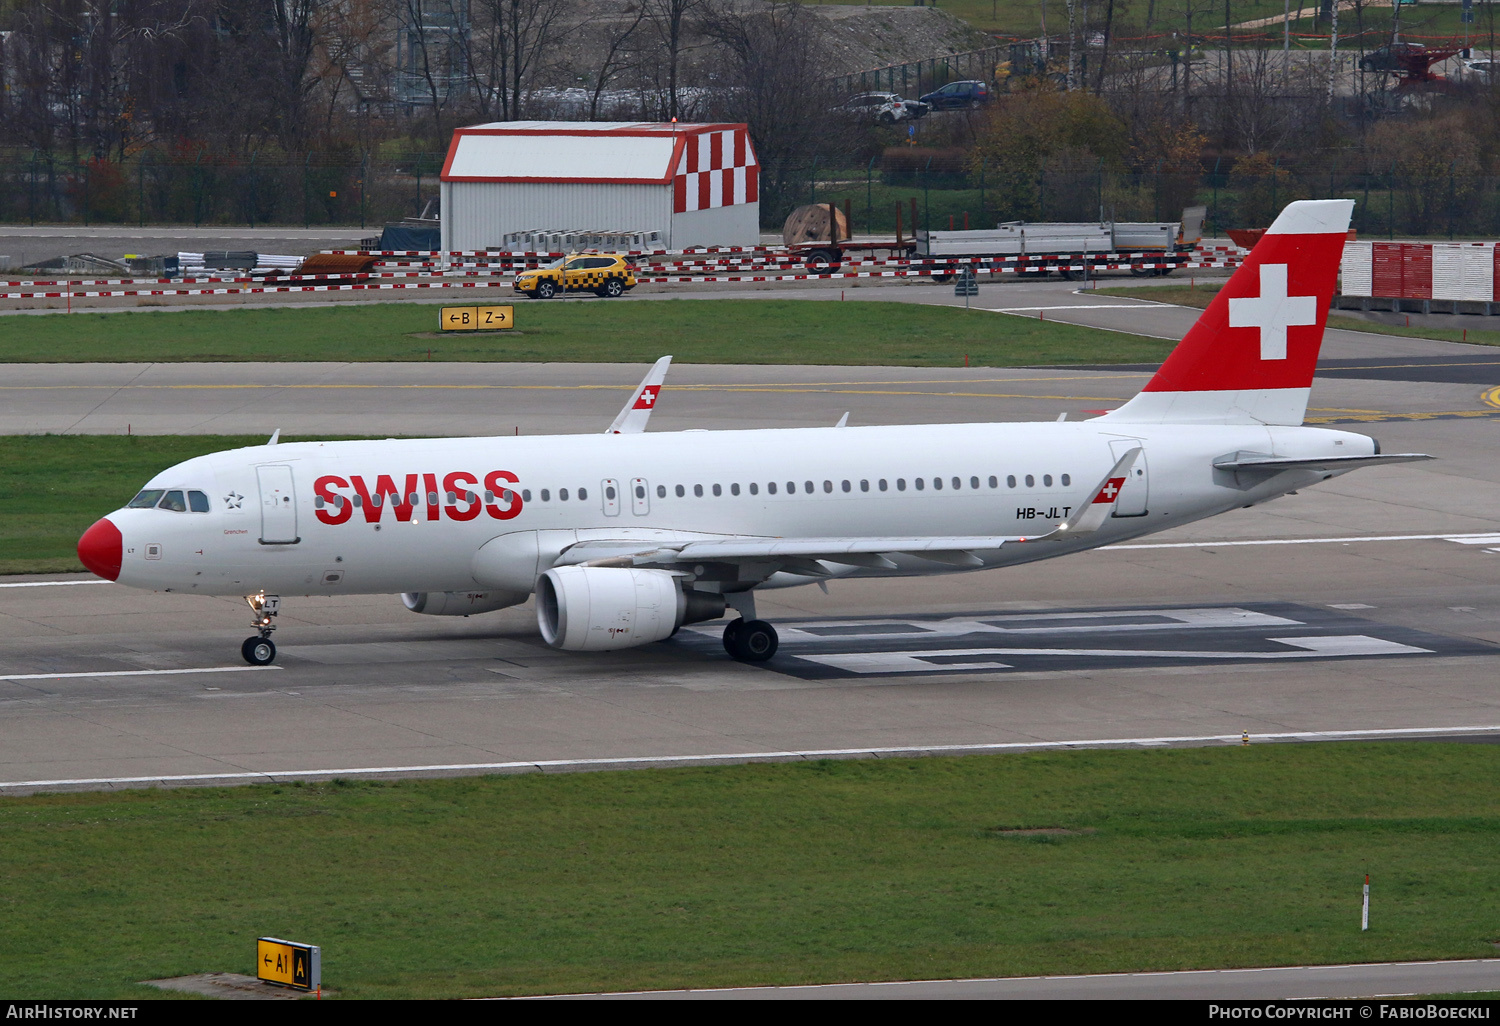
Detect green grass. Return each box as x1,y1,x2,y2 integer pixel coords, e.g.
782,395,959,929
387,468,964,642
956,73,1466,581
0,435,340,574
3,742,1499,998
1096,283,1500,347
0,300,1172,366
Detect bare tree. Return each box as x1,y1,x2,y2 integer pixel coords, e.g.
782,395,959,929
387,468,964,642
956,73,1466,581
644,0,706,120
587,3,649,120
700,0,843,223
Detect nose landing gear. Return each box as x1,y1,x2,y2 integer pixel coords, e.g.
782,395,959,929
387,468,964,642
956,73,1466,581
241,592,280,665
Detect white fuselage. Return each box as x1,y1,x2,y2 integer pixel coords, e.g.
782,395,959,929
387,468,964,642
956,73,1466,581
106,420,1375,599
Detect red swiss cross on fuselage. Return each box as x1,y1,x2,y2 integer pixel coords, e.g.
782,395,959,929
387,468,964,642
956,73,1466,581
1094,477,1125,504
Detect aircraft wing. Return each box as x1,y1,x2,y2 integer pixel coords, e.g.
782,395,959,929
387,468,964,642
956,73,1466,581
550,451,1144,576
1212,453,1433,473
606,356,672,434
557,534,1033,574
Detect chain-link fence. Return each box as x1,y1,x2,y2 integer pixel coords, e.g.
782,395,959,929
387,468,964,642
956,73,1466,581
4,151,1500,242
0,153,448,229
789,159,1500,241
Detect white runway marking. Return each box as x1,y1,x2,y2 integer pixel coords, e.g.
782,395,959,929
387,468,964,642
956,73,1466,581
0,666,281,682
797,635,1430,675
3,723,1496,790
0,579,110,589
1108,531,1500,550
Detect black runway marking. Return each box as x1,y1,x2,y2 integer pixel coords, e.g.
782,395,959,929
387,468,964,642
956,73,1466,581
674,603,1495,680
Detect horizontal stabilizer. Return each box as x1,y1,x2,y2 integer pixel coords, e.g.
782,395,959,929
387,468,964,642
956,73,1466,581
1213,453,1433,473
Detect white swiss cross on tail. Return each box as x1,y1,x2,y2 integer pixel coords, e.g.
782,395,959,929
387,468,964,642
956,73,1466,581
633,385,660,410
1228,263,1318,361
1102,199,1352,428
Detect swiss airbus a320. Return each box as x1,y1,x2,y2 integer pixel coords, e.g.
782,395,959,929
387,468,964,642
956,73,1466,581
76,200,1429,666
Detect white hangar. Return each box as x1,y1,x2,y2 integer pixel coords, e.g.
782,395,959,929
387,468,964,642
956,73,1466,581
438,121,760,252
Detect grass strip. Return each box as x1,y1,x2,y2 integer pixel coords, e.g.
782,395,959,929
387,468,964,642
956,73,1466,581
2,742,1498,998
1095,284,1500,348
0,299,1173,366
0,435,350,574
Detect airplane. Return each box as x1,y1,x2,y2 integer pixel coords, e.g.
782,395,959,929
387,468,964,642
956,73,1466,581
76,199,1430,667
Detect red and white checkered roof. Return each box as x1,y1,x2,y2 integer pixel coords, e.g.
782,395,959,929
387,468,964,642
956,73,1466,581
441,121,757,211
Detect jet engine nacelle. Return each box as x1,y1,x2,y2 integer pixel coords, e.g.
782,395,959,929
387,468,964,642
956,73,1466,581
402,590,528,616
536,566,725,651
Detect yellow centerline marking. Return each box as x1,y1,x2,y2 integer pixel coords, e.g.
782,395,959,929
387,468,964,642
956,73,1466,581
0,373,1144,392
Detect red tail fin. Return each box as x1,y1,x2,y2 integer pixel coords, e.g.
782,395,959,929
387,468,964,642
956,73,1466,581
1103,199,1353,426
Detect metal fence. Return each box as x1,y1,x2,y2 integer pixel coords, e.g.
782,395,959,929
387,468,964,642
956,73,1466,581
0,153,448,229
5,152,1500,242
792,160,1500,240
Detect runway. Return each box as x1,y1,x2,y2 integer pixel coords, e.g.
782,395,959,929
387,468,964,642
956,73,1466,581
2,292,1499,793
547,958,1500,1000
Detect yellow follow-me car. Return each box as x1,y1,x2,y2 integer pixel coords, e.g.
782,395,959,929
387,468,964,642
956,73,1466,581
512,253,637,299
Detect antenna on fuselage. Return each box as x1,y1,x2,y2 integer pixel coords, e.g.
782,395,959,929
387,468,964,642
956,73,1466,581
267,428,281,445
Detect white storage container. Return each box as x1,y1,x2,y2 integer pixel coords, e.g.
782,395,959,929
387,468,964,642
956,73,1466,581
1431,242,1495,301
1340,240,1372,297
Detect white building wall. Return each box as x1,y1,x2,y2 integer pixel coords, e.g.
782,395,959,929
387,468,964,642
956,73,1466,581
442,182,675,252
667,202,761,249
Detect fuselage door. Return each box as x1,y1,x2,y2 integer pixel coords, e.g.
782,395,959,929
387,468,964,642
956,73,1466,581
256,465,300,543
1107,438,1149,517
602,478,621,516
630,477,650,516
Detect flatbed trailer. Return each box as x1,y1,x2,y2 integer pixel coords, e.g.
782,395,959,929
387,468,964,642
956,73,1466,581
790,205,1205,280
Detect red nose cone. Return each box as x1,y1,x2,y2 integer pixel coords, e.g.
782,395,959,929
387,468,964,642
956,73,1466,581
78,518,123,581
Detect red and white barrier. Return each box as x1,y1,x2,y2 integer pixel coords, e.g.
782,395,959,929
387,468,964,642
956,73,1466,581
1341,240,1499,302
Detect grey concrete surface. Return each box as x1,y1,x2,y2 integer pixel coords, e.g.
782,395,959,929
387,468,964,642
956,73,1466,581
545,959,1500,1000
1,303,1498,794
2,404,1498,791
0,226,372,272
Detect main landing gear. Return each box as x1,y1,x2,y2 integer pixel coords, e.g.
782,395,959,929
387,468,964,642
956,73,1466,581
722,618,778,662
241,592,280,665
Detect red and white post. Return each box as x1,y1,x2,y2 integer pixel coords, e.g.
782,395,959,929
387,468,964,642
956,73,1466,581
1362,874,1370,931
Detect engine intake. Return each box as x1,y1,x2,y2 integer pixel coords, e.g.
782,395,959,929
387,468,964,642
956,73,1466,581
402,590,527,616
536,566,725,651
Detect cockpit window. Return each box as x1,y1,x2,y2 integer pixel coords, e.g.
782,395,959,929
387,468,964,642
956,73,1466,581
188,490,210,513
158,490,189,512
128,489,165,509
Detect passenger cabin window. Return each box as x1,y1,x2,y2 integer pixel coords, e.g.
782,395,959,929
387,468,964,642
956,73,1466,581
676,485,685,497
540,489,551,502
694,484,703,497
657,485,667,498
1043,475,1053,487
1062,474,1071,486
749,483,759,495
768,482,777,495
1006,475,1016,488
1025,474,1035,487
578,487,587,501
730,483,740,496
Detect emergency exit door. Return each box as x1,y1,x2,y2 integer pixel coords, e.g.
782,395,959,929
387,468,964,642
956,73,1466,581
257,465,300,544
1107,439,1149,517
